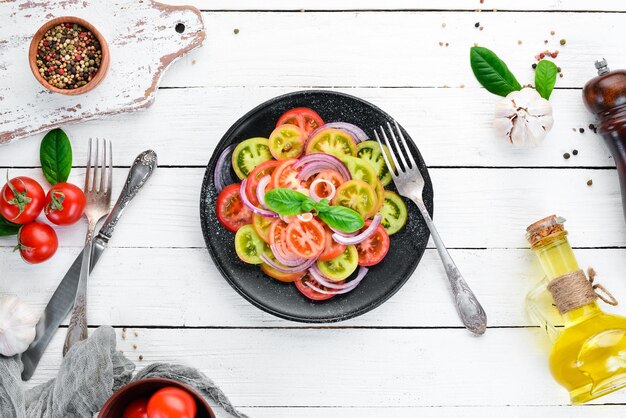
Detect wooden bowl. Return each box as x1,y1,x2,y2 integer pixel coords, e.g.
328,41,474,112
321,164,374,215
28,16,110,95
99,378,216,418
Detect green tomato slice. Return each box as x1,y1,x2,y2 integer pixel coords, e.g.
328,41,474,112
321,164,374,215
232,137,273,179
340,155,378,188
378,190,408,235
356,140,396,186
316,244,359,281
235,224,269,264
269,124,306,160
305,128,357,158
332,179,378,219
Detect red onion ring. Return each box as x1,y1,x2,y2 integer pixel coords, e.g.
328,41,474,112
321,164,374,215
328,225,358,237
305,266,369,294
293,153,351,181
332,214,382,245
270,244,306,266
213,144,236,192
260,253,316,273
309,178,336,202
240,180,278,218
297,213,313,222
256,175,271,209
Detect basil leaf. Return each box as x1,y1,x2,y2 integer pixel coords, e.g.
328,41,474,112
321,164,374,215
40,128,72,185
315,199,331,213
0,213,20,236
535,60,558,100
470,46,522,97
264,188,313,215
317,206,364,233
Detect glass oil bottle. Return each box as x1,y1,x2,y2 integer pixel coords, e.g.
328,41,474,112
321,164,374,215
525,215,626,404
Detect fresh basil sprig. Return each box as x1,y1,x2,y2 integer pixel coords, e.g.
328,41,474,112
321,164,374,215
0,213,20,236
470,46,522,97
40,128,72,185
264,188,364,233
535,60,558,100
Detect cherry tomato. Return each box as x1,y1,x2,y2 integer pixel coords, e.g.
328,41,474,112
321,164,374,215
44,182,86,226
319,227,346,262
17,221,58,264
216,183,252,233
260,260,304,283
147,387,197,418
271,159,305,191
285,218,325,259
276,107,324,135
269,124,307,160
122,398,149,418
0,176,45,224
356,220,390,266
245,160,280,206
294,273,344,301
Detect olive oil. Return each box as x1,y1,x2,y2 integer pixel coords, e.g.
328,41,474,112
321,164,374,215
527,215,626,404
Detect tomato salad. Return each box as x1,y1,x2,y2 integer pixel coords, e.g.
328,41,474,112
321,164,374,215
214,107,408,301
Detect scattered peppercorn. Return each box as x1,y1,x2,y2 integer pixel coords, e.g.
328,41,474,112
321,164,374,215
139,355,144,361
579,128,585,133
573,149,578,155
532,63,537,69
587,179,593,186
572,128,577,132
35,23,102,89
544,39,548,44
517,40,523,45
233,28,240,34
563,152,571,159
479,26,484,31
557,66,561,73
550,30,555,36
442,22,446,28
560,38,566,46
474,22,480,28
132,343,138,349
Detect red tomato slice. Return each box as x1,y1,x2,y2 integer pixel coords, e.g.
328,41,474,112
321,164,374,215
216,183,252,233
268,219,288,245
319,227,346,261
276,107,324,135
271,159,305,191
315,169,344,189
356,220,390,266
245,160,280,206
285,218,325,259
294,273,344,301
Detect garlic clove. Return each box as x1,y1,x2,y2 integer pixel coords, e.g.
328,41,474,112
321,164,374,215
528,97,553,117
494,96,516,118
0,295,38,357
493,116,514,140
509,115,528,146
525,115,548,145
513,87,541,108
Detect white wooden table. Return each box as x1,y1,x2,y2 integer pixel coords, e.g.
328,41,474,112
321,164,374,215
3,1,626,416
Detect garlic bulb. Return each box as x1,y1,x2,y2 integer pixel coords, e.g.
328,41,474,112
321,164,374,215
493,87,554,147
0,295,38,356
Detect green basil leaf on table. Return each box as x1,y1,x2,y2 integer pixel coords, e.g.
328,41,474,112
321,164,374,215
0,213,20,236
264,188,313,215
40,128,72,185
317,206,364,233
470,46,522,97
535,59,558,100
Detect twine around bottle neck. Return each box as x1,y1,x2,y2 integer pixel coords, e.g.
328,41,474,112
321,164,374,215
547,268,618,315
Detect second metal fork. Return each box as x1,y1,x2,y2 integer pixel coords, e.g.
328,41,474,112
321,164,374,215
63,138,112,355
375,122,487,335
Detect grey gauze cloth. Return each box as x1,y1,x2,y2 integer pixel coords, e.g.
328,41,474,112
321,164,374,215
0,326,249,418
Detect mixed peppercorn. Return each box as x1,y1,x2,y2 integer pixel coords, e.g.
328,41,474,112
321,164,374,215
35,23,102,90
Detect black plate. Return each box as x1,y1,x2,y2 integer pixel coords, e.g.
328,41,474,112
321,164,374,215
200,90,433,323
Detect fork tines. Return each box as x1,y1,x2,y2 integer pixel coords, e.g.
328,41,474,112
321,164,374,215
84,137,113,195
374,121,418,176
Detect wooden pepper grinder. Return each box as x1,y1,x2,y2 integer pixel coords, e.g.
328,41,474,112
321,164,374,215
583,59,626,222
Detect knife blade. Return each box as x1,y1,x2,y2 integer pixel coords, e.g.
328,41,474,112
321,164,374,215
20,150,158,381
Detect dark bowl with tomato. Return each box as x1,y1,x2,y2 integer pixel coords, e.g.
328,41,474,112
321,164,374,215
200,90,433,323
99,378,215,418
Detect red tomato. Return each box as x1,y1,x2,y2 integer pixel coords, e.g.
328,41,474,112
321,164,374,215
0,176,45,224
319,227,346,261
44,182,86,226
17,222,58,264
356,221,390,266
147,387,196,418
276,107,324,135
122,398,149,418
216,183,252,233
285,218,325,259
268,219,288,245
270,159,304,191
245,160,280,206
315,169,344,189
260,262,304,283
294,273,344,301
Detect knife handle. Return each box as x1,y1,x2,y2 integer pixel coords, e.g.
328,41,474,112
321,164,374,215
98,150,157,240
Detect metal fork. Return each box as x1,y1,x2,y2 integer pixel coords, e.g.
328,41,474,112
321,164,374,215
375,122,487,335
62,138,112,355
